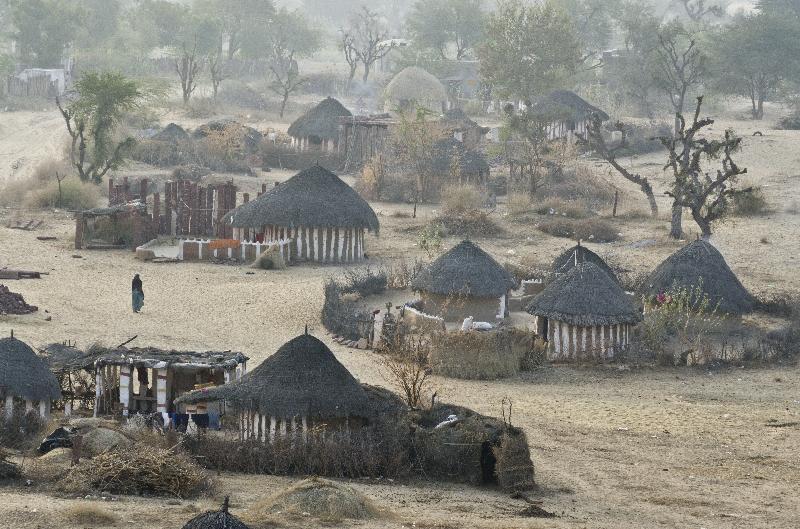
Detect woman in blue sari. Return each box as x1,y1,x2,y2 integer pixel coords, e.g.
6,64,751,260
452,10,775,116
132,274,144,313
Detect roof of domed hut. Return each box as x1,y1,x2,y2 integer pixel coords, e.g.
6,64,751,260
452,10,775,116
0,336,61,401
529,90,610,122
412,240,516,298
440,108,488,132
182,497,250,529
226,165,379,232
176,333,374,420
644,240,756,314
152,123,189,142
385,66,447,104
552,243,619,284
430,138,489,177
526,262,641,326
287,97,352,141
192,119,263,151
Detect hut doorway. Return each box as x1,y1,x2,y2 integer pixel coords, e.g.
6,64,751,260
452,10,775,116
480,441,498,484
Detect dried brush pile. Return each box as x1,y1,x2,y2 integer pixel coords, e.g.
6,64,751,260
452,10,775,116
0,451,21,480
429,329,533,380
0,284,38,315
494,430,536,491
59,446,211,498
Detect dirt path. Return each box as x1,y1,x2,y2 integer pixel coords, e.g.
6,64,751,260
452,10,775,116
0,110,66,183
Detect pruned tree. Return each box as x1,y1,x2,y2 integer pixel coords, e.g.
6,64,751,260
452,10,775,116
390,106,439,206
340,30,360,89
659,96,750,239
345,6,391,83
175,39,202,106
208,51,225,101
379,334,433,409
56,72,145,184
579,113,659,217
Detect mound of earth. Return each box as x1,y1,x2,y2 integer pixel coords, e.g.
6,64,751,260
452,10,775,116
0,284,38,315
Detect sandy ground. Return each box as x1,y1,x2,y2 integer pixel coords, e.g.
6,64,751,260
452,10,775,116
0,105,799,528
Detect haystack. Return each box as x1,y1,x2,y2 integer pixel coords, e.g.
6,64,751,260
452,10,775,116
81,426,132,456
552,243,618,283
183,497,250,529
385,66,446,112
251,244,286,270
249,477,382,521
644,239,755,314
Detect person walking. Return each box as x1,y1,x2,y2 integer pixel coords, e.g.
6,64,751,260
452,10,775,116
132,273,144,313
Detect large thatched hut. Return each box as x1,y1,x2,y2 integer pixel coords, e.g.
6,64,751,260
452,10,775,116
529,90,609,141
385,66,447,113
0,334,61,419
227,165,379,263
527,262,641,361
288,97,352,153
552,243,619,283
182,497,250,529
411,240,516,323
644,240,755,314
176,333,374,441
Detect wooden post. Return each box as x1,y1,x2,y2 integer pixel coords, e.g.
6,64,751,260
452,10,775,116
152,192,161,234
164,183,173,235
613,190,619,218
74,213,85,250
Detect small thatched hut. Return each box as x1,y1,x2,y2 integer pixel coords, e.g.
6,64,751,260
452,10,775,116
0,334,61,419
182,497,250,529
288,97,352,152
227,165,379,263
430,138,490,185
552,243,618,283
527,262,641,361
176,333,374,441
385,66,447,113
529,90,609,141
412,240,517,322
644,240,755,314
438,108,489,149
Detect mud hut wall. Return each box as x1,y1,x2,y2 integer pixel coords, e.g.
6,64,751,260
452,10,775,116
420,292,503,323
234,225,365,263
544,319,632,362
178,237,292,263
399,305,446,334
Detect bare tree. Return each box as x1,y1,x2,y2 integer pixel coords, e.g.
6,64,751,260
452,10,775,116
655,24,705,135
346,6,391,83
659,97,750,239
579,113,659,217
208,51,225,101
340,30,360,90
380,335,433,409
678,0,723,23
269,55,304,118
175,40,202,105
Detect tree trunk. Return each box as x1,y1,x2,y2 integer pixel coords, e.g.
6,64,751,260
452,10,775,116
692,208,712,240
279,90,289,118
647,191,659,218
347,64,357,91
669,202,683,239
362,62,371,83
755,95,765,120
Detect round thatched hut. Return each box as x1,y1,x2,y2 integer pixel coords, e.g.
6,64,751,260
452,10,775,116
385,66,447,113
227,165,379,263
0,334,61,419
176,333,374,441
411,240,517,323
526,262,641,361
552,243,618,283
644,240,755,314
287,97,352,153
182,497,250,529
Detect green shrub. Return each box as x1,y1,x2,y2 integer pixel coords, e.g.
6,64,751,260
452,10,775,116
732,187,770,216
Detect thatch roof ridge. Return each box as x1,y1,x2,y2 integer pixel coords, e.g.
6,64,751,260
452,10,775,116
644,240,755,314
552,244,618,283
0,336,61,401
531,90,610,122
227,165,380,232
175,334,374,420
412,240,516,298
526,262,641,326
288,97,352,141
385,66,447,103
182,497,250,529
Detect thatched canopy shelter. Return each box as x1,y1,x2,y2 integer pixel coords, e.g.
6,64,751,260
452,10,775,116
644,240,755,314
385,67,447,113
527,262,641,361
430,138,490,185
41,342,101,414
552,243,618,283
0,335,61,419
412,240,516,322
182,497,250,529
528,90,609,141
288,97,352,152
227,165,379,263
176,333,373,440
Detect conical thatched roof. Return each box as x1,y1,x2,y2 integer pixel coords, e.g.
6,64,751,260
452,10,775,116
385,67,447,104
530,90,609,122
644,240,755,314
288,97,352,141
552,244,618,283
526,262,641,326
175,334,374,420
152,122,189,142
412,240,516,298
430,138,489,178
227,165,379,232
0,336,61,401
182,497,250,529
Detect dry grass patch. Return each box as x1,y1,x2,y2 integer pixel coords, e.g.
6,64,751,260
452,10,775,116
63,503,118,526
538,217,619,242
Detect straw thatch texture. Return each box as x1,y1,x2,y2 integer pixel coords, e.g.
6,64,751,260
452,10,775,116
429,329,532,380
527,262,641,326
183,497,250,529
288,97,352,141
494,430,536,491
530,90,610,122
430,138,490,179
41,343,99,371
552,244,618,283
176,334,374,420
249,477,383,521
385,67,447,104
644,240,755,314
0,337,61,401
412,240,516,298
227,165,379,232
